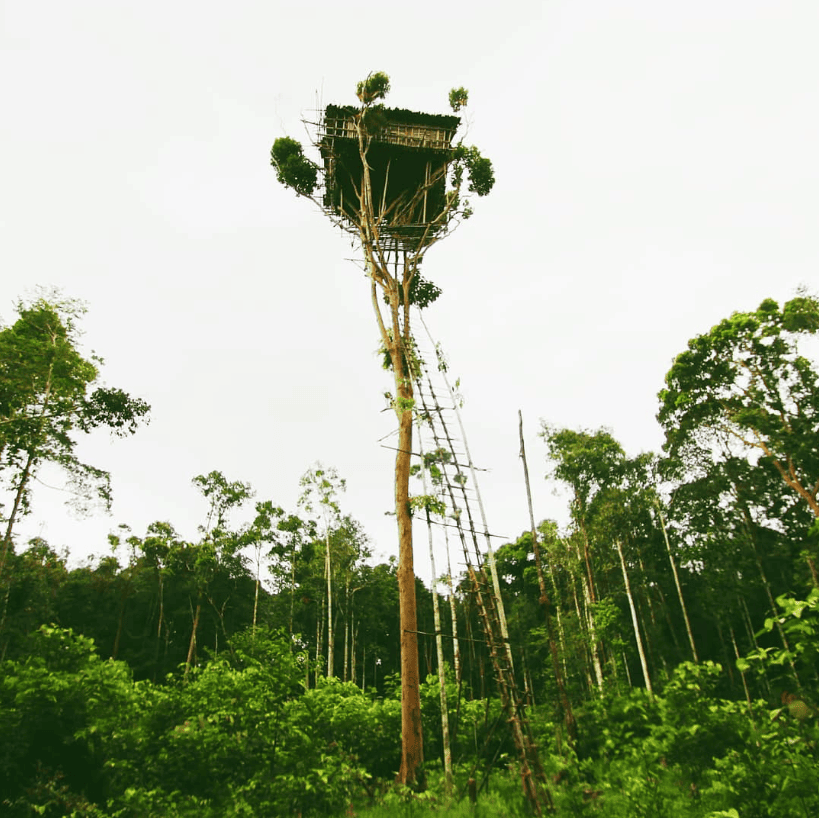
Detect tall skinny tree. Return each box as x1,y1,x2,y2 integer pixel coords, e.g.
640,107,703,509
271,73,494,787
298,463,346,679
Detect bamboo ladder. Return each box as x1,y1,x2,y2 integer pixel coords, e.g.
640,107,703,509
412,331,554,815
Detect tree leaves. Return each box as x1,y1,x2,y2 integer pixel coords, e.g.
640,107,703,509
658,294,819,517
270,137,319,196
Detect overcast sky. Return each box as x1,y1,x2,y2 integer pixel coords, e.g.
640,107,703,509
2,1,817,586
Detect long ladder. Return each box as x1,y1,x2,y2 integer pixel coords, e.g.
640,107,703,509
412,333,553,815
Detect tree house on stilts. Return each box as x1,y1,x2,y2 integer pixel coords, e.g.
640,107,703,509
319,105,460,253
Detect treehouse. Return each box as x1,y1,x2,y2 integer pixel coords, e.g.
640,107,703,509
320,104,460,250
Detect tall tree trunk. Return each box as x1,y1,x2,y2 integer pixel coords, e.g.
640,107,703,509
418,431,452,793
185,596,202,678
740,595,771,698
395,383,424,786
546,558,570,686
740,505,800,687
616,539,653,701
582,568,604,689
730,624,755,724
112,581,128,660
288,550,296,641
364,246,424,787
343,576,350,682
316,597,324,686
655,502,698,661
427,510,453,794
252,545,261,634
1,449,37,577
518,410,576,745
1,363,54,582
444,528,461,685
325,527,334,678
154,567,165,679
568,566,595,693
387,286,424,788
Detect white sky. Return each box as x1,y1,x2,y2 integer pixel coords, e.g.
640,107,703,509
2,0,817,585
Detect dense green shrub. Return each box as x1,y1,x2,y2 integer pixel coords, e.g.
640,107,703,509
0,626,134,816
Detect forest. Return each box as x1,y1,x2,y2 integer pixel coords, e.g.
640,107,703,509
1,286,818,817
1,69,818,818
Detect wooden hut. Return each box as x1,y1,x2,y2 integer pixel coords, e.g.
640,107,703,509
320,105,460,249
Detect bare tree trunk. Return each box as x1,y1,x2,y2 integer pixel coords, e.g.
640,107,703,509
343,576,350,682
569,567,594,693
616,539,653,701
252,544,261,634
362,241,424,786
444,527,461,684
582,570,604,690
185,597,201,678
325,527,334,678
395,376,424,786
112,578,130,660
288,552,296,641
0,449,37,580
730,624,755,724
655,502,699,662
806,555,819,589
316,598,324,686
518,410,576,745
740,595,771,698
418,431,452,793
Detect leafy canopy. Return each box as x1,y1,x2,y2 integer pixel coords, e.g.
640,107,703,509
270,136,319,197
658,293,819,515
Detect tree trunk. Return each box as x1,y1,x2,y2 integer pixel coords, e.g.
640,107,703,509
518,411,576,745
655,502,698,662
0,449,37,580
316,598,323,686
343,576,350,682
418,431,452,793
730,624,755,724
252,545,261,634
395,369,424,787
325,527,334,678
616,539,653,701
444,528,461,685
1,362,54,582
288,550,296,641
427,511,453,794
185,597,201,678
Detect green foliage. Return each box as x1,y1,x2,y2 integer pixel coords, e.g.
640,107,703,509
740,589,819,686
452,144,495,198
270,136,319,196
0,295,150,546
356,71,391,105
540,425,626,511
409,494,447,517
448,87,468,112
408,272,442,309
0,625,134,815
658,293,819,516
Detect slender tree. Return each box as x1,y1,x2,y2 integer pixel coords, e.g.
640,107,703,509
271,73,494,786
0,294,150,582
298,464,345,678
